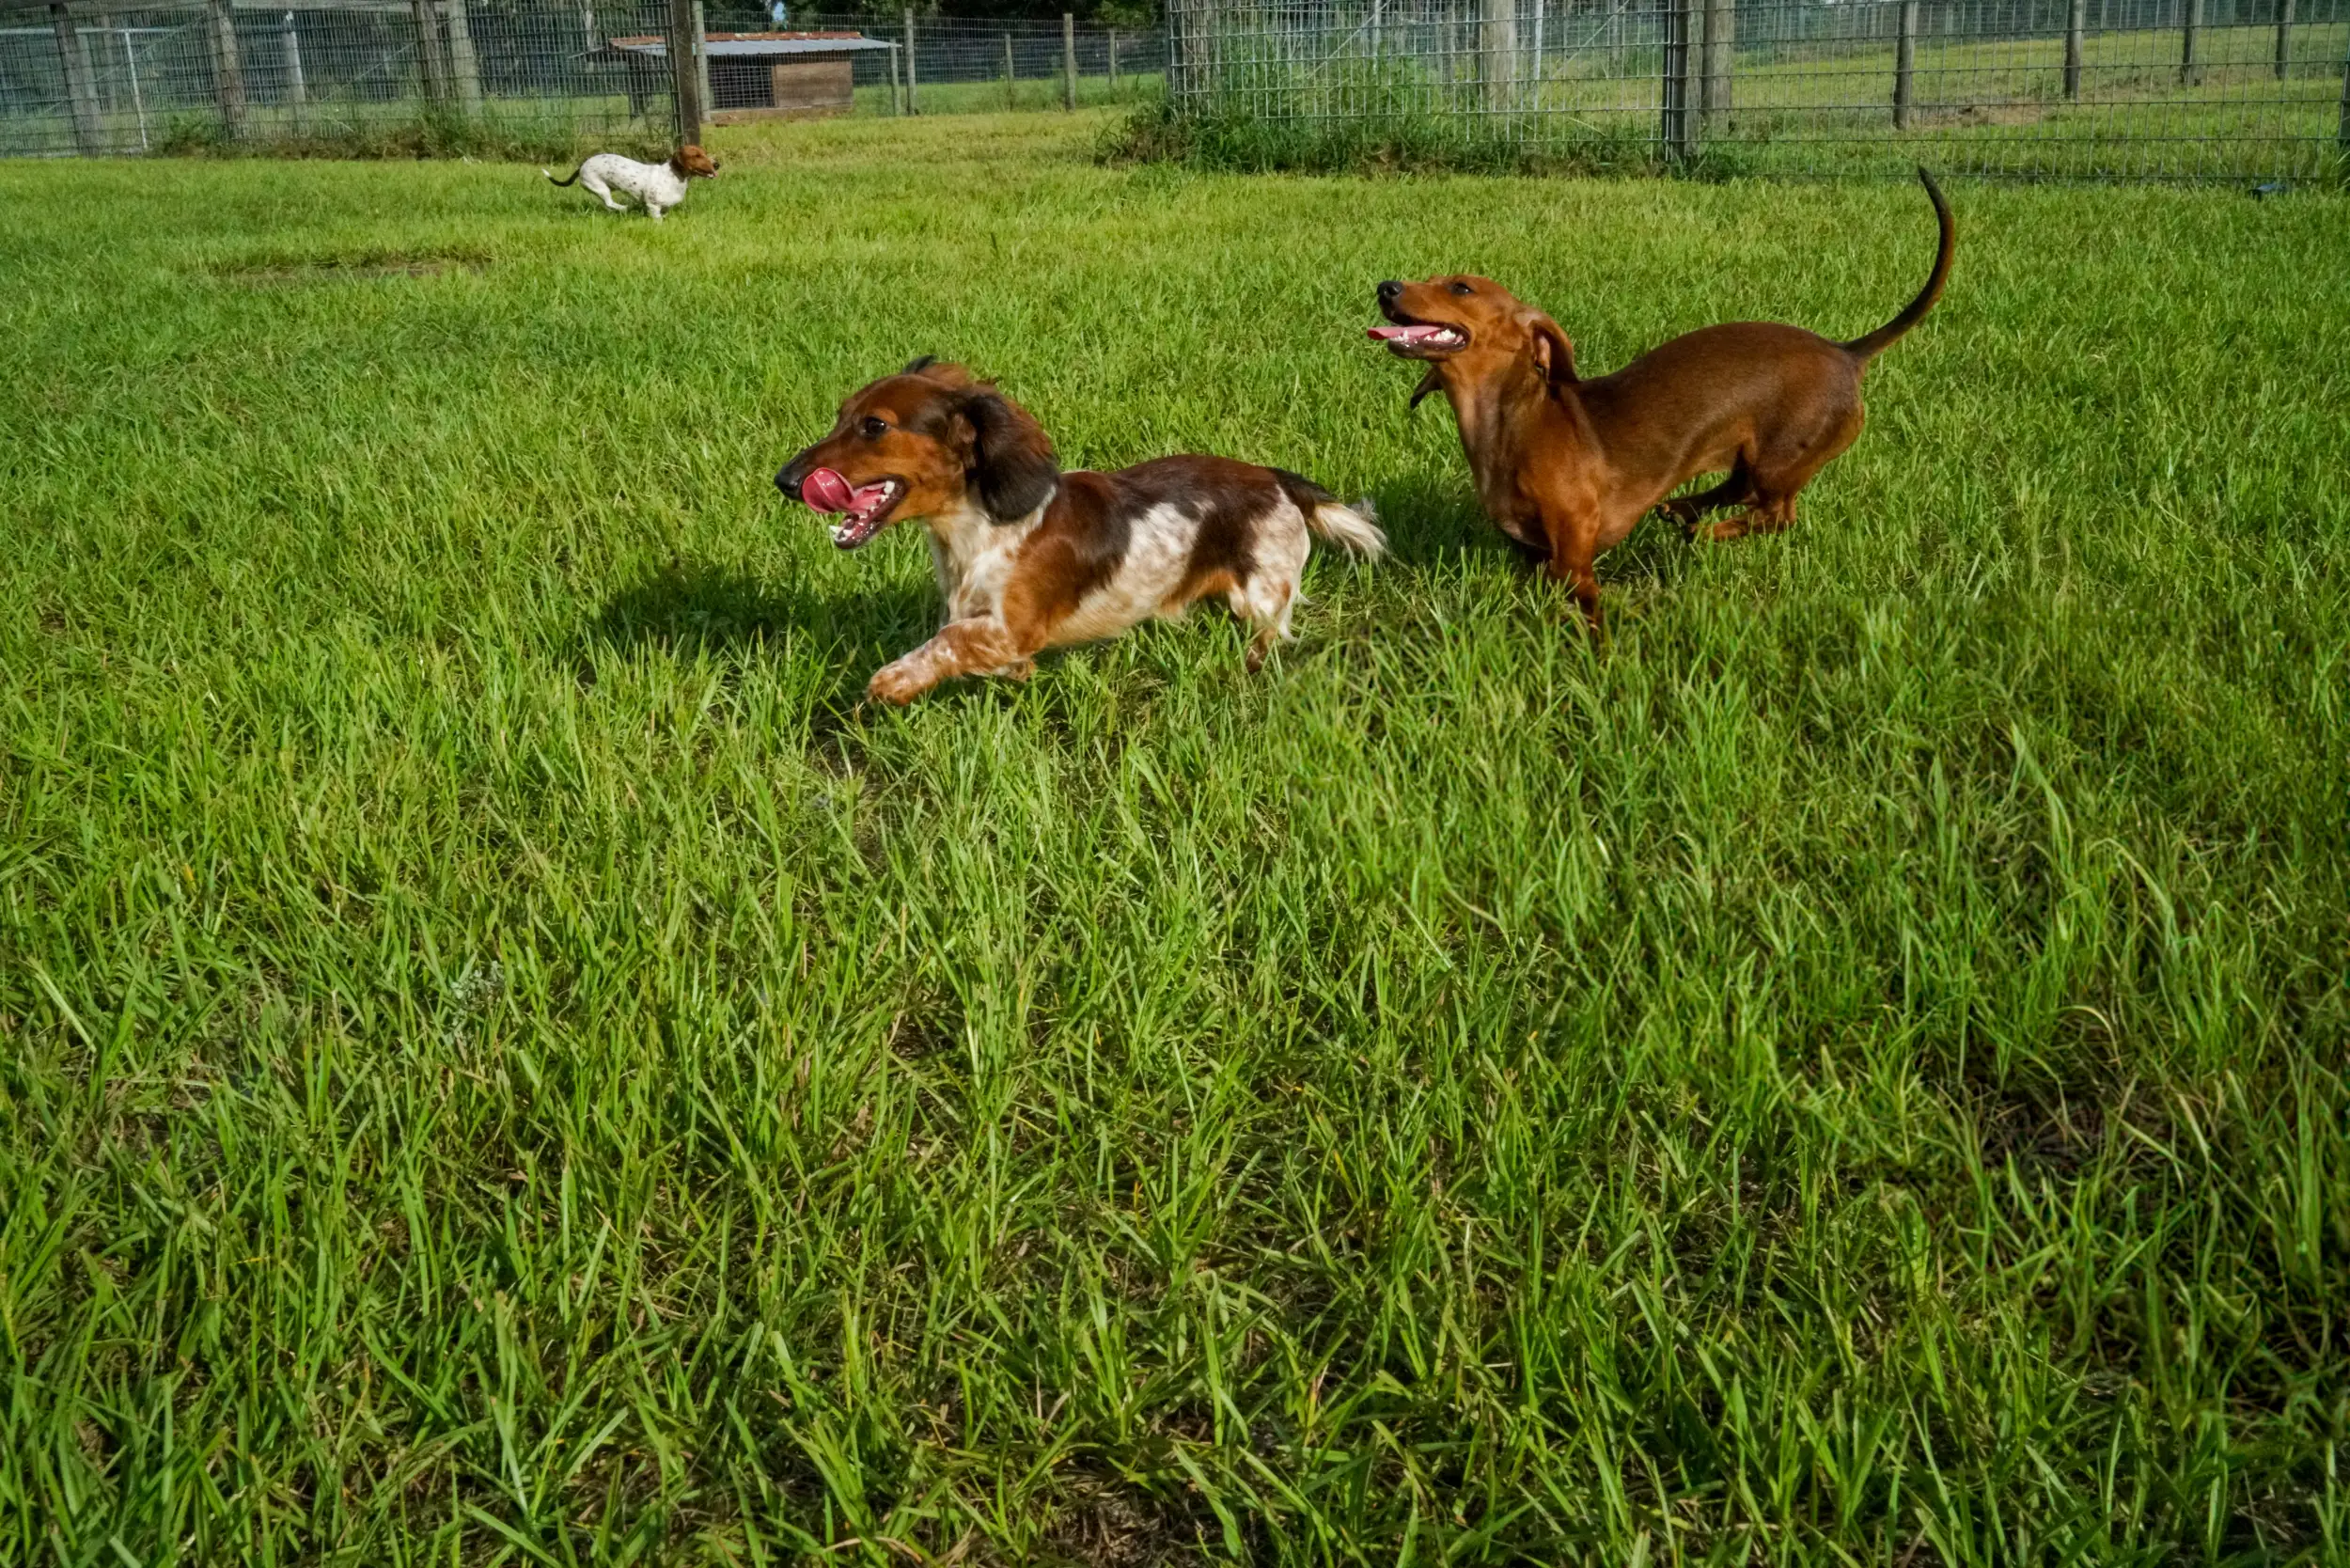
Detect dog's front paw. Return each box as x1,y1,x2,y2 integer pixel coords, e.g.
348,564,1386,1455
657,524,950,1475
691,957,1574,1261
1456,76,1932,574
867,661,928,706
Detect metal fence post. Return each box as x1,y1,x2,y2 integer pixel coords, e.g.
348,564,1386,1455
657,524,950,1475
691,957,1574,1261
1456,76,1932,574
1893,0,1918,129
1661,0,1694,157
666,0,703,142
1482,0,1515,108
1062,13,1076,109
2181,0,2201,85
205,0,246,135
2064,0,2084,97
444,0,482,114
1701,0,1733,118
903,8,917,114
2273,0,2292,80
50,4,103,153
281,11,306,109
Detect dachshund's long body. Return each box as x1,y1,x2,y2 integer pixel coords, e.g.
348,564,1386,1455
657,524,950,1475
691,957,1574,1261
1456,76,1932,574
1371,168,1955,626
776,360,1383,704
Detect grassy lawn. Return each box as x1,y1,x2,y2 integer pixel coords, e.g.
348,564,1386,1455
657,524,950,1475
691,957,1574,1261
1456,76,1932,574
2,111,2346,1564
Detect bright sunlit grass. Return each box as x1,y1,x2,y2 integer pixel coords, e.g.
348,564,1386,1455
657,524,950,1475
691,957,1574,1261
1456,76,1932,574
1,111,2345,1564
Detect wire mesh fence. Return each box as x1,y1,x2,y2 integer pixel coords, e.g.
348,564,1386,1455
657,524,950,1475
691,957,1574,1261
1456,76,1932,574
0,3,1163,156
795,11,1167,115
0,0,678,156
1167,0,2350,178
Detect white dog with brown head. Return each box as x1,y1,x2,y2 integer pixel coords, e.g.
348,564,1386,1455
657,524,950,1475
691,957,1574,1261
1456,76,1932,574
543,145,718,221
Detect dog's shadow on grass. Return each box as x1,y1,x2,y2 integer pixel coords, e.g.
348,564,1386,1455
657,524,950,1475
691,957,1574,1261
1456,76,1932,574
1369,473,1690,585
580,561,936,718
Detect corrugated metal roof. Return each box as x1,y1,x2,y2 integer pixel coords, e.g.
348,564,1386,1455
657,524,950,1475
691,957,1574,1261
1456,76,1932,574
605,31,894,59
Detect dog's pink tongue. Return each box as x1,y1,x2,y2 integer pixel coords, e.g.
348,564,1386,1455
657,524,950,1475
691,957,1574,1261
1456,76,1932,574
800,467,854,512
1368,324,1447,344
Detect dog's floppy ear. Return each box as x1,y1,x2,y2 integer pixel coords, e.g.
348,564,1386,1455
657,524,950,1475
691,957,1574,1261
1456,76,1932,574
957,391,1059,523
1522,311,1578,393
902,354,938,375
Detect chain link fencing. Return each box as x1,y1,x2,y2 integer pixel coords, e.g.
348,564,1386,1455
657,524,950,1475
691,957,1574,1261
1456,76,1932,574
0,0,692,157
0,2,1164,157
1166,0,2350,179
796,11,1166,115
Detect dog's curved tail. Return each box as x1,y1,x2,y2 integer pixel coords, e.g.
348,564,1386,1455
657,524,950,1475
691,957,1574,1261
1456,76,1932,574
543,165,582,187
1841,167,1954,362
1276,470,1386,558
1289,478,1387,561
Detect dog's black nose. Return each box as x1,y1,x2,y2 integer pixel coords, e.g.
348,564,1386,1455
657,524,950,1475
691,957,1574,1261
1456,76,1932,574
1377,280,1403,302
775,467,801,501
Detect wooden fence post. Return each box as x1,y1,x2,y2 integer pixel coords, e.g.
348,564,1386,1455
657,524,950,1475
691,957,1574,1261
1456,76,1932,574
2339,24,2349,149
1701,0,1732,117
2064,0,2083,97
1893,0,1918,129
885,40,901,115
1001,33,1013,108
692,0,712,118
51,4,103,153
409,0,446,102
1482,0,1515,107
282,12,307,108
444,0,482,114
1062,13,1076,109
2180,0,2201,85
1661,0,1694,156
1108,28,1119,92
902,8,917,114
2272,0,2292,80
206,0,246,135
666,0,702,141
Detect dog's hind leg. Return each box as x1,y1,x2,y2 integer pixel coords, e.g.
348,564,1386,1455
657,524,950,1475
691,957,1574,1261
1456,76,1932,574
580,172,627,213
1234,575,1297,673
1664,461,1754,537
1232,515,1309,672
1722,405,1866,540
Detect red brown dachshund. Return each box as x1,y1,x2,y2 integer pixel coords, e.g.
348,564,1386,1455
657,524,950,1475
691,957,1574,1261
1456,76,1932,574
1370,166,1954,628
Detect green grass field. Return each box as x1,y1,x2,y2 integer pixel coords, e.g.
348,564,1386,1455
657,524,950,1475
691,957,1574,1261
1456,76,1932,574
3,111,2347,1564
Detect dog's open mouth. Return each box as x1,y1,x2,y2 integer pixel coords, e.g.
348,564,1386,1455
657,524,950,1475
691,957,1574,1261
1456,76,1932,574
1368,321,1467,356
799,468,905,550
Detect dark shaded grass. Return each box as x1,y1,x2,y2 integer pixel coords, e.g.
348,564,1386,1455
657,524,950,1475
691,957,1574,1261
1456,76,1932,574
0,112,2346,1565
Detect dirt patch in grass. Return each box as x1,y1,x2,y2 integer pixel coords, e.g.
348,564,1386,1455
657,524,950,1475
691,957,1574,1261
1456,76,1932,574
213,248,492,288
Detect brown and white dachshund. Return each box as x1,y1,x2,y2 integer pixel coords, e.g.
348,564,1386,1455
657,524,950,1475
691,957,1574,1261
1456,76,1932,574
776,358,1385,705
1371,166,1953,627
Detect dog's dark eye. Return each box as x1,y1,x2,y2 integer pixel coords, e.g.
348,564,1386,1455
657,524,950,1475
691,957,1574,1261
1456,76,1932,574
1450,281,1474,296
860,416,887,440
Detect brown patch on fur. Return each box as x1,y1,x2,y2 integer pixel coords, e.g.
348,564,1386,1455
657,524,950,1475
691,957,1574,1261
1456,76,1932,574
669,144,720,178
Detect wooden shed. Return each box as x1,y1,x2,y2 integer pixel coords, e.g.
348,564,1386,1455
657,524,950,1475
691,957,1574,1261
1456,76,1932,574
604,31,894,123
